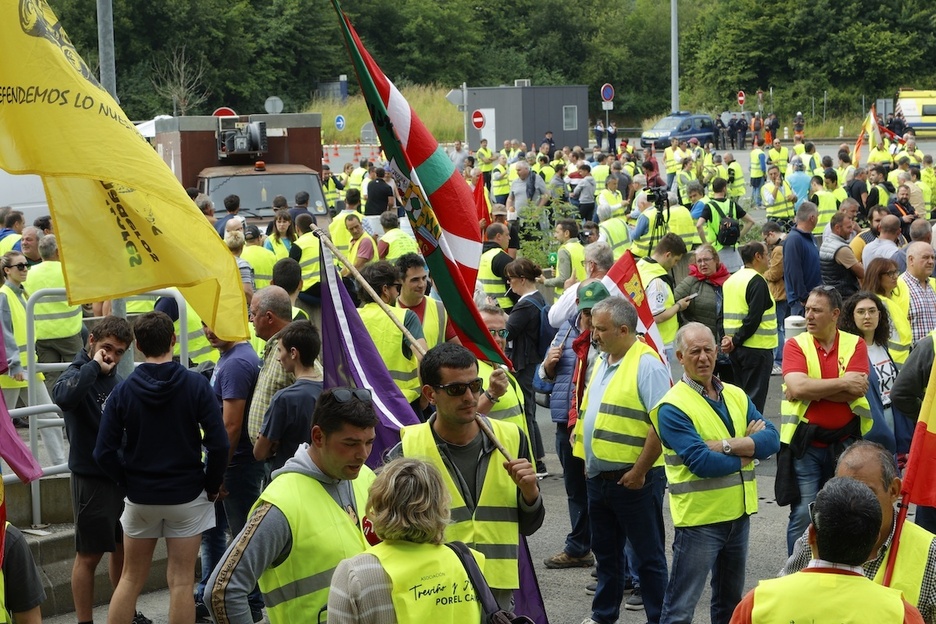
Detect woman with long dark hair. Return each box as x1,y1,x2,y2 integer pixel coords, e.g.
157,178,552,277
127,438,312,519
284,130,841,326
838,291,912,454
504,257,549,476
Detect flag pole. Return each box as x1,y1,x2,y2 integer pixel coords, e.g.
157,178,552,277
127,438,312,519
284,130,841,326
312,226,515,461
312,226,426,357
883,494,910,586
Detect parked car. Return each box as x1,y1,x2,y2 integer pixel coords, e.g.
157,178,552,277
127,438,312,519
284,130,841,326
640,111,716,149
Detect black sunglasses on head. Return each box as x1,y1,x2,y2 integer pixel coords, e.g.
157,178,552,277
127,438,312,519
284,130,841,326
331,387,373,404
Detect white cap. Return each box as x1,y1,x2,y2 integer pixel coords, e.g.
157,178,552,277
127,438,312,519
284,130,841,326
797,111,802,115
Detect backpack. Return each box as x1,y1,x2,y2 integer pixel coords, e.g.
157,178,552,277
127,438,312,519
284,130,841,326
709,199,741,247
528,297,559,359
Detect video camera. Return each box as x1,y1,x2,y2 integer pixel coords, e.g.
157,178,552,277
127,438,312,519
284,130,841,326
644,185,669,207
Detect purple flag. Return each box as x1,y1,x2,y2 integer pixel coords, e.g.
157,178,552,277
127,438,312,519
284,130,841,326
318,239,420,467
515,536,550,624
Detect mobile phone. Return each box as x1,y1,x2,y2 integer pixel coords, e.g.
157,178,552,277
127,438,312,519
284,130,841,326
686,292,699,300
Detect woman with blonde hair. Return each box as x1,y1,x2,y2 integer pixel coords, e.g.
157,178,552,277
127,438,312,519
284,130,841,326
328,458,484,624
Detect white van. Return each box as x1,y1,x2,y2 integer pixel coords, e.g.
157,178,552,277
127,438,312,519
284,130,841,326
0,170,48,225
896,89,936,137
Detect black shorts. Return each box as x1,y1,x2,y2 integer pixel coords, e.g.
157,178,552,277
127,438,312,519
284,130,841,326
71,473,124,553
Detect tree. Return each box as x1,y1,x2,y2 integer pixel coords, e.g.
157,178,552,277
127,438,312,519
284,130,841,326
151,45,209,116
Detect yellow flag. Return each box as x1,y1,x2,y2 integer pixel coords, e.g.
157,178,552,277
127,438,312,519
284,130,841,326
0,1,248,340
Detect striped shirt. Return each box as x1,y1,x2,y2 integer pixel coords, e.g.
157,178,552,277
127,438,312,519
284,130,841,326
902,273,936,344
246,332,295,443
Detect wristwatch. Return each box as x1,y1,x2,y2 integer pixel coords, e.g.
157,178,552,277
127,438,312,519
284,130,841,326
722,439,732,455
483,390,500,404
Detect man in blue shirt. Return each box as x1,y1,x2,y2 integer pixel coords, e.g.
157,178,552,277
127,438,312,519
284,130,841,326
782,202,822,317
652,322,779,624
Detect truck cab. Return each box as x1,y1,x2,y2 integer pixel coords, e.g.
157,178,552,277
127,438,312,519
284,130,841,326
156,113,329,222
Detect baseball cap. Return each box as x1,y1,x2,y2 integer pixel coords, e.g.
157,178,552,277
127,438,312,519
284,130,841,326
491,204,508,216
689,137,699,145
244,225,262,241
578,282,610,311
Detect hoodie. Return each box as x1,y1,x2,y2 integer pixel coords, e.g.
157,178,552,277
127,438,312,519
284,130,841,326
93,361,229,504
53,349,122,477
205,445,365,624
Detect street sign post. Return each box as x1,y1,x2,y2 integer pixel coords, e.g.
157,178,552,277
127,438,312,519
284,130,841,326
471,109,485,130
600,83,615,137
335,114,346,131
737,90,746,107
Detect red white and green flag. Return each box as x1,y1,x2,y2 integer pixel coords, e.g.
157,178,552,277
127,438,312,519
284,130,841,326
332,1,509,367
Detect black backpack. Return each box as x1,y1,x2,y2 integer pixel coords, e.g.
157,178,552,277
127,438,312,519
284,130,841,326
709,199,741,247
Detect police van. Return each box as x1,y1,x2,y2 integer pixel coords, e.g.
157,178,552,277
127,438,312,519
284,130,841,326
896,89,936,137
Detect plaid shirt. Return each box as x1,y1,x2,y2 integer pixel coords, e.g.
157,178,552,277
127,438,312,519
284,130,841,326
783,517,936,623
246,332,295,443
681,372,724,399
902,273,936,344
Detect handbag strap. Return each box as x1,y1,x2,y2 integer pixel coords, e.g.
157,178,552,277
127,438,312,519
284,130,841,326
445,541,501,617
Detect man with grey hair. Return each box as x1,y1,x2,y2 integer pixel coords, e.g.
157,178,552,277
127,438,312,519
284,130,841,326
576,295,670,624
548,241,614,328
653,322,777,623
245,286,297,443
19,225,42,267
900,241,936,344
782,202,821,317
506,159,548,222
781,441,936,624
28,234,83,392
894,218,934,274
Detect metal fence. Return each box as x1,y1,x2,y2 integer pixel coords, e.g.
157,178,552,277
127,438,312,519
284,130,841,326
3,288,189,526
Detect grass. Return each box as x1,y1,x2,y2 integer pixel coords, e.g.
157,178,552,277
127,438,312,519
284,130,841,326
307,84,463,145
307,84,868,145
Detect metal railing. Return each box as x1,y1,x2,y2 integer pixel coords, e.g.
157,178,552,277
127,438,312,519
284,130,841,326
3,288,189,526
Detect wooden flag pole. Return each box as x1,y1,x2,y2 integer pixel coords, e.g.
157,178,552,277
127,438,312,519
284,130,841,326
312,226,512,460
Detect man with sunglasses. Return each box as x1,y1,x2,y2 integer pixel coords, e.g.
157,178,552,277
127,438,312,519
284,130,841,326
475,304,528,437
391,343,544,610
207,387,379,624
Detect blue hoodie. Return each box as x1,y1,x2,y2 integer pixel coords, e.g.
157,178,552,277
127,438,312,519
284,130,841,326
94,361,229,505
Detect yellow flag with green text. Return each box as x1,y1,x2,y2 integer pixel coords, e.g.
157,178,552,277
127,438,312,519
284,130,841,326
0,1,248,340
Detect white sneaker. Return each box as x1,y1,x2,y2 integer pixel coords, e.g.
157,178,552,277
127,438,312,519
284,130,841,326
580,619,601,624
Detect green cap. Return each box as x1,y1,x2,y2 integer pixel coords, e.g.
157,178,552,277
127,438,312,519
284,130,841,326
577,282,610,311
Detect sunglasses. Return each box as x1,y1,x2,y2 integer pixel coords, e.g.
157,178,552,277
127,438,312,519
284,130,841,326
808,500,818,529
331,387,373,404
488,328,509,338
9,263,27,271
433,377,483,397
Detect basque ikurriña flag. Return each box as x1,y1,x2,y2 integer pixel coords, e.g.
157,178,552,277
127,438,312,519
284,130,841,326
332,1,509,368
318,241,421,468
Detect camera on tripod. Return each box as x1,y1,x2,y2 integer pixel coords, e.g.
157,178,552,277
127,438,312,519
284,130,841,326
645,185,669,207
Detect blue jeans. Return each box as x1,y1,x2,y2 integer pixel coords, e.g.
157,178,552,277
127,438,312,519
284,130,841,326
224,461,267,610
787,445,836,554
774,299,789,366
195,501,228,604
556,424,591,557
660,516,750,624
750,177,764,206
587,466,668,624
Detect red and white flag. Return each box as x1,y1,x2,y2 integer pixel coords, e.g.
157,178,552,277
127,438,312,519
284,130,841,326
601,250,665,356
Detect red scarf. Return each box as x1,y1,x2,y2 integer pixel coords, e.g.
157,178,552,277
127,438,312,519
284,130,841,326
689,263,730,287
567,330,594,429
